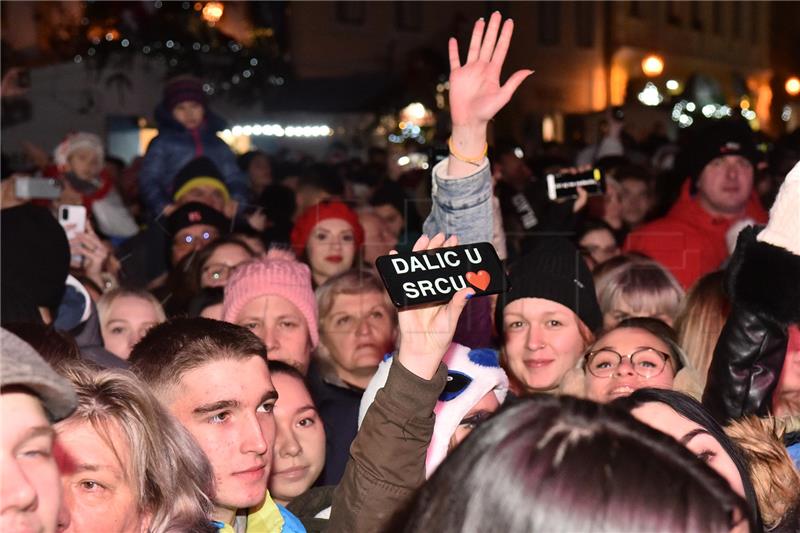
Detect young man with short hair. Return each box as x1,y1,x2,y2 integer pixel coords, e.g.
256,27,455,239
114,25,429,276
129,318,304,532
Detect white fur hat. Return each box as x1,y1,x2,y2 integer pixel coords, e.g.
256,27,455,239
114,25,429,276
358,343,509,478
54,132,104,168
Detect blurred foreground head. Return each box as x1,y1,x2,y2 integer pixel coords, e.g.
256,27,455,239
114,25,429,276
400,394,751,533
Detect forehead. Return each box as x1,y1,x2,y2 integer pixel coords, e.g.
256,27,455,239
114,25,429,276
56,419,129,474
1,390,50,437
631,401,700,440
69,148,99,159
174,100,202,110
620,178,648,191
312,218,354,233
595,327,670,353
329,291,387,313
238,294,303,319
172,357,271,406
207,243,250,263
108,295,157,319
580,228,615,246
184,185,223,197
504,297,575,319
272,373,312,407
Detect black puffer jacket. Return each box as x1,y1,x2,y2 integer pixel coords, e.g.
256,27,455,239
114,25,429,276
703,226,800,424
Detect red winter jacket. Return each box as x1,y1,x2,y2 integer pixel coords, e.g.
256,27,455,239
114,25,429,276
624,180,767,289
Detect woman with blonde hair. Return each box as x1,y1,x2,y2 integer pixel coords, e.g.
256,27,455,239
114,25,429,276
54,364,216,532
674,271,730,385
309,269,397,485
97,288,166,360
594,255,685,329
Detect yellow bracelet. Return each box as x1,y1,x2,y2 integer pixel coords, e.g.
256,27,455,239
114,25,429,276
448,136,488,166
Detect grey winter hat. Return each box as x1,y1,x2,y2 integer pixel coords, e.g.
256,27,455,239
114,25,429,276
0,328,77,421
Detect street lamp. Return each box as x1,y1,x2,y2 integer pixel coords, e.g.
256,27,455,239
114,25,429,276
786,76,800,97
641,54,664,77
202,2,224,24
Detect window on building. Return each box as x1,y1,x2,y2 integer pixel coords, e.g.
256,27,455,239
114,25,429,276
575,3,594,48
335,2,365,25
690,1,703,31
732,1,742,38
629,1,642,18
712,2,722,35
538,3,561,46
666,1,681,26
395,1,422,31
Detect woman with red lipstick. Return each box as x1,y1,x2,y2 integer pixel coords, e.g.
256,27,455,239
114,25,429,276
291,200,365,287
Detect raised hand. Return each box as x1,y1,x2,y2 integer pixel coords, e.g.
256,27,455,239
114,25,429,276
395,233,474,380
447,12,533,179
449,13,533,129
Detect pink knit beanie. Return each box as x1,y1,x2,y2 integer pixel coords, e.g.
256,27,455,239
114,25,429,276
222,248,319,348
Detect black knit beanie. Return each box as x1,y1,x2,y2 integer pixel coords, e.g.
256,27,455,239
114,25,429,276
683,118,759,193
1,205,70,319
166,201,231,238
495,238,602,335
171,156,228,202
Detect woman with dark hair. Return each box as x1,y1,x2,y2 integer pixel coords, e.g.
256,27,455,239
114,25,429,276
575,218,620,270
400,394,751,533
614,388,762,530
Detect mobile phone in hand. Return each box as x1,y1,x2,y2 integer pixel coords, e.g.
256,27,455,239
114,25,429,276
546,168,605,201
375,242,508,308
58,205,87,268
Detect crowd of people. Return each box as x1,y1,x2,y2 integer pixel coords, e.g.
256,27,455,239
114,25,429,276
2,12,800,533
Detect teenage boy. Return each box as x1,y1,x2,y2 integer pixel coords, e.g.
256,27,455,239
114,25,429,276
129,318,304,532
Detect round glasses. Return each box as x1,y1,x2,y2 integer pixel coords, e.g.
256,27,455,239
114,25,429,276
584,347,673,379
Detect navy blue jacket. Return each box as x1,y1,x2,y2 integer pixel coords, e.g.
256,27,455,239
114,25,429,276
139,104,249,215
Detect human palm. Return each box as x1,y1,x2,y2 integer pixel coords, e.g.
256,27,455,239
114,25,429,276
395,234,474,379
448,13,533,128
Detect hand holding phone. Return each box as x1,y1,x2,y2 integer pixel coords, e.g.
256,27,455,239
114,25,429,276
376,240,508,308
14,177,62,200
392,234,476,380
546,167,605,201
58,205,87,268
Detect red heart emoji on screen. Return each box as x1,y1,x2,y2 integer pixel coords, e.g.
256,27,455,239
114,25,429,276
465,270,491,291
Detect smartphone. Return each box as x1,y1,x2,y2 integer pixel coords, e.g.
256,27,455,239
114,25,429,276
58,205,87,268
375,242,509,308
15,177,62,200
546,168,605,201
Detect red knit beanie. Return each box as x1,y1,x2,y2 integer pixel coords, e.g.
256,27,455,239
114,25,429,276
290,200,364,255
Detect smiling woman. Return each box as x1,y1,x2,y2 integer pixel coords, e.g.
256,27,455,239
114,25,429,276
54,364,216,533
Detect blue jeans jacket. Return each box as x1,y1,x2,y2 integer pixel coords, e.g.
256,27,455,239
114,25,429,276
422,158,493,245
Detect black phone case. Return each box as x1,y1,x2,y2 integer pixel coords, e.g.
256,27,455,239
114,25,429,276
375,242,509,308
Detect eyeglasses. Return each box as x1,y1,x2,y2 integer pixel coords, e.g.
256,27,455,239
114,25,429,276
584,347,673,379
175,230,216,247
202,263,234,286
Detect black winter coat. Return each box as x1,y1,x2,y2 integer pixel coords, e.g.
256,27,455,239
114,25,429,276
703,226,800,424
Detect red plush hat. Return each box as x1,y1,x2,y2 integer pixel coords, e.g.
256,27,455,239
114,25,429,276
290,200,364,254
